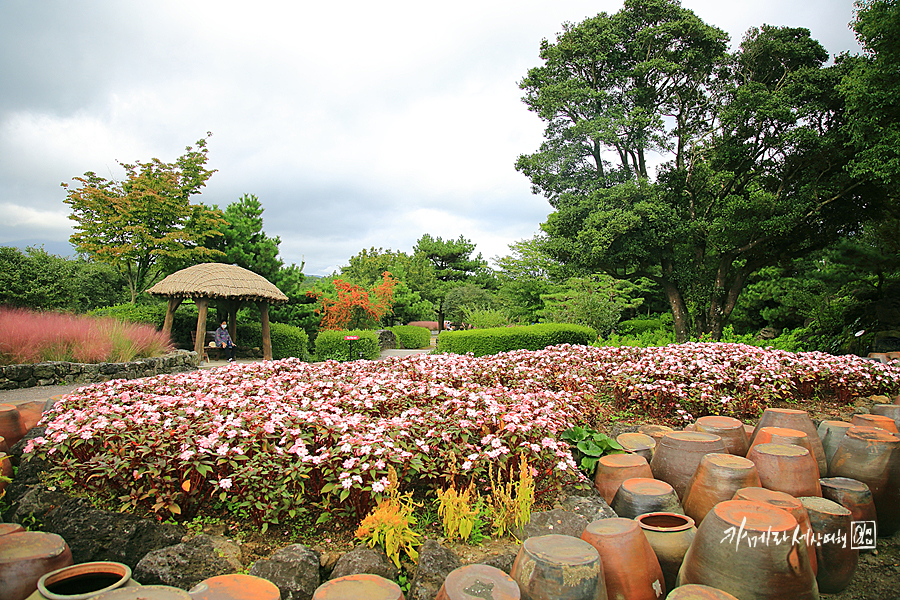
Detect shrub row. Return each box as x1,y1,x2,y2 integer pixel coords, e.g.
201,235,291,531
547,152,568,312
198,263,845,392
314,329,381,361
389,325,432,349
436,323,598,357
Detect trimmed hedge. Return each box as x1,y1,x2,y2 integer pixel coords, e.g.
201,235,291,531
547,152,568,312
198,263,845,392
435,323,598,357
389,325,432,349
238,322,310,361
315,329,381,361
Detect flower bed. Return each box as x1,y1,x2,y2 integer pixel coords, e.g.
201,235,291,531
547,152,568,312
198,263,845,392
27,343,900,530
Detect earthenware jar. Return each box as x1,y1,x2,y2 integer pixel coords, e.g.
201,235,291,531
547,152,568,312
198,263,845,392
581,518,665,600
594,453,653,503
799,496,858,594
611,478,684,519
636,512,696,593
731,487,817,575
748,427,819,475
0,531,73,600
871,404,900,430
682,454,761,524
850,413,899,434
819,476,877,537
189,574,280,600
650,432,727,500
665,585,740,600
747,443,822,497
816,421,853,469
677,500,818,600
34,562,136,600
0,523,24,537
640,424,674,443
0,435,9,453
828,425,900,536
0,404,26,448
0,452,13,496
90,587,190,600
751,408,827,476
436,564,520,600
312,574,404,600
510,534,606,600
617,432,656,462
694,416,749,456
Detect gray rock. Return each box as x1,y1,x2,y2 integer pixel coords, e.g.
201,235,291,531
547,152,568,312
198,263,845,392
249,543,321,600
515,508,589,540
407,539,461,600
377,330,398,350
558,495,617,522
5,484,70,524
329,544,398,581
482,550,519,574
134,534,242,590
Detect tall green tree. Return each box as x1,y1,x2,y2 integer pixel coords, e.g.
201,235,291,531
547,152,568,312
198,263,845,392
62,135,225,302
519,0,887,341
211,194,283,281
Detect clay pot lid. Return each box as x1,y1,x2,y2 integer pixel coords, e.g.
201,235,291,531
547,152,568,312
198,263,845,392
703,453,755,470
523,534,600,565
666,584,740,600
758,426,807,438
190,574,280,600
762,408,807,416
750,443,809,457
712,500,797,532
851,414,900,433
0,531,68,562
799,496,851,517
313,574,404,600
0,523,24,537
640,424,675,440
599,453,649,468
620,478,675,495
696,416,743,429
819,477,869,493
733,487,803,511
440,564,519,600
846,425,900,442
661,431,723,446
636,512,696,532
583,517,638,537
617,432,656,449
820,420,852,429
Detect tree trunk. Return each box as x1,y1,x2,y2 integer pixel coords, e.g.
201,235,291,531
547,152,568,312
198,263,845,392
663,281,691,343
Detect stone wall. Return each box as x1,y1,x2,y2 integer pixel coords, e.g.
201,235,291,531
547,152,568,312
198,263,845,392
0,350,200,390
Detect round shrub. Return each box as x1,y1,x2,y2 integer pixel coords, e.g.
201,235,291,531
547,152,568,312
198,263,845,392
389,325,431,349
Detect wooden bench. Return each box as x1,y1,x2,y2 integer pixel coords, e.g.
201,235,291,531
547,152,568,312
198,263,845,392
191,330,228,363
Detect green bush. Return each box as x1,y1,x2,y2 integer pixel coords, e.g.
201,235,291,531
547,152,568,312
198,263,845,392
238,322,310,360
616,313,674,336
389,325,432,349
435,324,597,357
315,329,381,361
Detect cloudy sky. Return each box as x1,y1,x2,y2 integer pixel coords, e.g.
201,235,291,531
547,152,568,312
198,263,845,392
0,0,863,276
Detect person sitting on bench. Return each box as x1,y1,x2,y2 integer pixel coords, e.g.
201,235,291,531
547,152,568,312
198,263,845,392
215,320,235,362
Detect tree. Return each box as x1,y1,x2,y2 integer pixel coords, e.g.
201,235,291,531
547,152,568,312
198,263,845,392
62,135,225,302
442,283,498,328
341,247,436,325
539,275,644,337
519,0,887,341
308,272,398,330
493,235,563,323
209,194,284,281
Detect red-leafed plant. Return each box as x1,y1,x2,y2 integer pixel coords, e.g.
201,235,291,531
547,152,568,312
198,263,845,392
309,271,398,330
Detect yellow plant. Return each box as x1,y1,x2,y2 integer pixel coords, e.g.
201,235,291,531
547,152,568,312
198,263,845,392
437,482,480,542
355,467,421,568
489,453,535,539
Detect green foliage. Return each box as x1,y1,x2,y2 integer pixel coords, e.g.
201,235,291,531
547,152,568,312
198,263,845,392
436,483,484,543
207,194,284,281
237,322,310,361
314,329,380,361
462,307,510,330
540,275,643,337
600,329,677,348
442,284,498,327
560,426,624,479
489,453,535,539
389,325,431,349
436,323,597,357
355,470,421,568
62,134,226,302
617,313,674,336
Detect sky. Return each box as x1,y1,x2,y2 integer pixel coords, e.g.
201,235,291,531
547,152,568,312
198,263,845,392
0,0,864,276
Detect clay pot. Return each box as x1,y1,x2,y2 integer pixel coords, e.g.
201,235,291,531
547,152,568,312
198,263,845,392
676,500,818,600
16,400,46,433
750,408,827,477
0,523,24,537
731,487,817,576
636,512,697,594
0,435,8,453
0,452,13,497
36,562,135,600
682,454,761,525
0,531,73,600
594,454,653,504
510,534,606,600
640,425,675,443
828,425,900,536
743,424,755,440
665,585,740,600
799,496,858,594
871,404,900,430
816,421,853,469
312,574,404,600
0,404,26,449
650,432,727,500
617,433,656,462
850,413,900,434
436,564,520,600
867,352,889,363
819,476,877,537
581,518,665,600
189,574,280,600
748,427,819,476
88,587,190,600
746,443,821,498
694,416,749,456
611,478,684,519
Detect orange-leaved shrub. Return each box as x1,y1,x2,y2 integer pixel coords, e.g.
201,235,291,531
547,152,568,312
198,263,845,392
0,307,172,365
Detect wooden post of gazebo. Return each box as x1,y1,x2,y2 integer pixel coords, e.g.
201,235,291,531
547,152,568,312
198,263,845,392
260,302,272,360
194,298,209,359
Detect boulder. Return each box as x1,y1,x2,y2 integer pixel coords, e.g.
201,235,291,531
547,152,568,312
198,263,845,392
515,508,589,541
249,543,321,600
377,330,398,350
329,544,398,581
558,495,617,523
482,549,519,574
407,539,461,600
134,534,242,590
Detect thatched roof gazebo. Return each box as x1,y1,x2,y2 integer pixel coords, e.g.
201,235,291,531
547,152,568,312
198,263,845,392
147,263,288,361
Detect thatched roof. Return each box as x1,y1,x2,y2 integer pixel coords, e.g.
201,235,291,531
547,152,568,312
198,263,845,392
147,263,288,303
